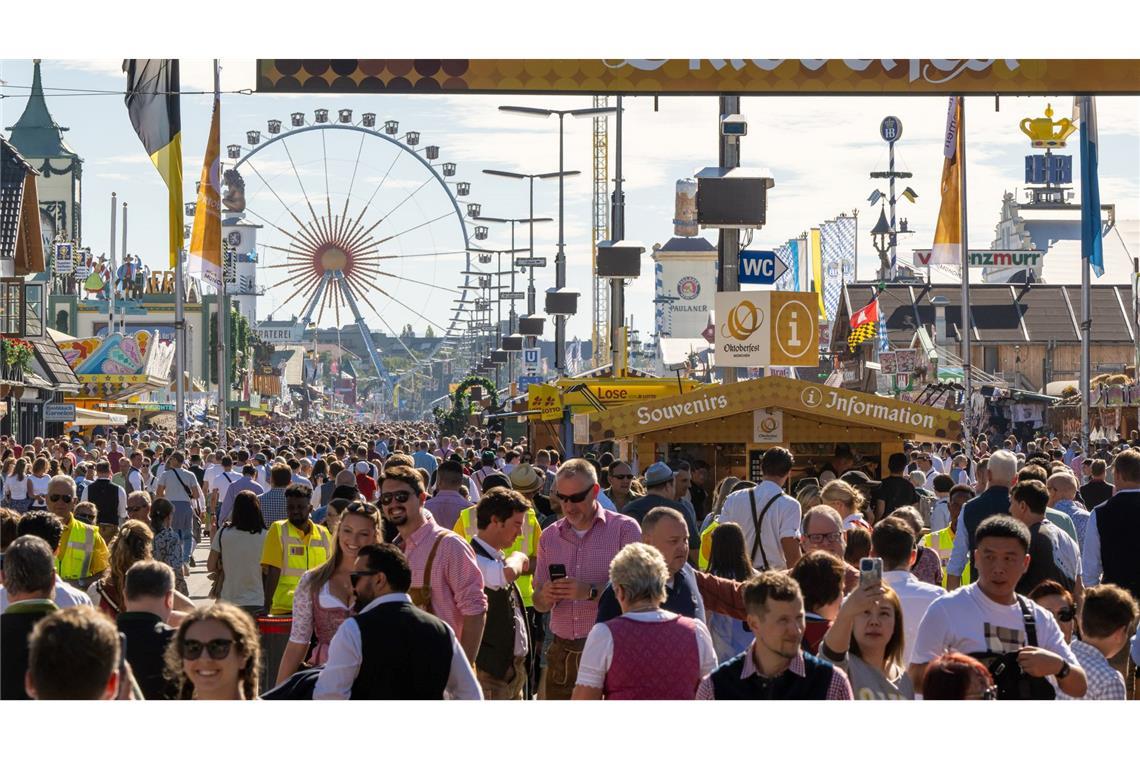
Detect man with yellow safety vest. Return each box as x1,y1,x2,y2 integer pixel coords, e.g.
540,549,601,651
45,475,109,589
260,483,333,615
921,483,974,588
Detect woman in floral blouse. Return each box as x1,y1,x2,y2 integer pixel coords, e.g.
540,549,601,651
150,497,188,595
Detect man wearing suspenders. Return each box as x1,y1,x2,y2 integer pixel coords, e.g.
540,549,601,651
718,448,804,571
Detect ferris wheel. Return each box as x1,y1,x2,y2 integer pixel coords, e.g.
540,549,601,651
224,108,490,391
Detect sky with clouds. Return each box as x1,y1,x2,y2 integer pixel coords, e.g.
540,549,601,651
2,57,1138,344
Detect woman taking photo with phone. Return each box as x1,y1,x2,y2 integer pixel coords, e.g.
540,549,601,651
819,581,914,699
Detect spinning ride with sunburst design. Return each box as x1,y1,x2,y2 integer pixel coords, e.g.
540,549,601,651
226,109,490,399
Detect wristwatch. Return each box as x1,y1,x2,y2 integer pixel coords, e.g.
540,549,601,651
1056,661,1071,680
588,585,598,601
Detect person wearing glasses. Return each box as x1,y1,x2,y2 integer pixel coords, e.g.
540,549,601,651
799,506,858,593
275,500,382,686
314,543,482,699
532,458,642,700
381,465,487,664
166,602,263,700
602,460,635,512
1030,580,1135,700
45,475,109,590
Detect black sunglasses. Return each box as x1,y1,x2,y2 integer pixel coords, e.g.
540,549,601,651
554,484,594,504
1056,606,1077,623
49,494,73,503
182,638,234,660
349,569,381,585
379,491,415,505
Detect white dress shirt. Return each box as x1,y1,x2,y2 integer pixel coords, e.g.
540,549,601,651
79,477,127,522
313,592,482,700
0,575,93,612
881,569,946,665
1082,489,1139,587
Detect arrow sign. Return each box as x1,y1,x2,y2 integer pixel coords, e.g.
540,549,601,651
516,257,547,267
738,249,789,285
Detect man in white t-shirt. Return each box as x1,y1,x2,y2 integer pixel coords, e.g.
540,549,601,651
719,447,802,572
908,514,1088,698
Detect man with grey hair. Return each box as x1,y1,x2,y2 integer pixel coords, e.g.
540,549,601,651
1,535,59,699
595,506,706,624
946,449,1018,590
533,458,641,700
572,542,717,700
46,474,109,589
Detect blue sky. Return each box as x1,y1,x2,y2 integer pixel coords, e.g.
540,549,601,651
3,58,1138,343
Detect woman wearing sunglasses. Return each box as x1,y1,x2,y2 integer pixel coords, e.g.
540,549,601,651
166,603,262,700
275,500,382,687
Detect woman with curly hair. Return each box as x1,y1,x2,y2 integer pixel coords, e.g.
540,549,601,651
90,518,154,617
166,603,262,700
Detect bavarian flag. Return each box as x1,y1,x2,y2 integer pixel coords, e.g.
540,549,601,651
848,297,880,350
931,96,963,265
124,60,183,268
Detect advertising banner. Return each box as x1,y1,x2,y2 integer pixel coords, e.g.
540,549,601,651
258,59,1140,95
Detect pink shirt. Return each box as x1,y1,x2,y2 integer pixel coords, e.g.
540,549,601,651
399,514,487,641
534,503,641,640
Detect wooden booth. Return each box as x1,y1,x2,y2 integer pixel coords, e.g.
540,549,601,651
587,376,962,485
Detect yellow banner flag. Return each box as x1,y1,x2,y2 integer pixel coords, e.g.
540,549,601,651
189,96,222,287
810,227,825,319
931,96,963,265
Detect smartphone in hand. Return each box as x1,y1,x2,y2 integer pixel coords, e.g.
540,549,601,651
549,563,567,582
859,557,883,590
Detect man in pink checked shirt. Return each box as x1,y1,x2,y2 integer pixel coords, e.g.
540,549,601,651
381,465,488,664
533,458,641,700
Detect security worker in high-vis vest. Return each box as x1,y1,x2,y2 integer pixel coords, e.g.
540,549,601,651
921,483,974,588
47,474,109,589
697,516,720,571
260,484,333,615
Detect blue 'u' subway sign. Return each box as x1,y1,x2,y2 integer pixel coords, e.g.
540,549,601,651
737,249,789,285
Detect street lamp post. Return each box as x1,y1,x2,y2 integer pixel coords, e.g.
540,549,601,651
498,104,616,374
482,169,576,351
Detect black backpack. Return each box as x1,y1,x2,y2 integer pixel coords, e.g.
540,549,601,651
968,596,1057,700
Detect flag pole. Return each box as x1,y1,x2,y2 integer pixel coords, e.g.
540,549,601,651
1080,197,1091,452
175,246,186,444
213,58,227,448
958,96,973,459
1079,94,1092,453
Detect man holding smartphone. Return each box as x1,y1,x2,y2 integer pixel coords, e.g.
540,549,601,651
533,459,641,700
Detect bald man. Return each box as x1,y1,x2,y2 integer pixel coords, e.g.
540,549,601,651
1047,471,1091,554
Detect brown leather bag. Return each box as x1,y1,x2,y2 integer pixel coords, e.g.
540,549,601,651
407,533,445,614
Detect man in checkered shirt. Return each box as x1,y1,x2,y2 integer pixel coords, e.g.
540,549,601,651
1057,584,1137,700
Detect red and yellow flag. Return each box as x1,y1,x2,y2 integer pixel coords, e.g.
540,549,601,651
189,96,222,287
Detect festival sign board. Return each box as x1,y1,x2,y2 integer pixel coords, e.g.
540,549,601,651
527,383,563,421
913,249,1045,267
753,408,784,443
715,291,819,368
588,375,960,442
258,59,1140,95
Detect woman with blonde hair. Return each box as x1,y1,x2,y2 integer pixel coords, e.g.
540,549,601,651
90,518,154,617
166,603,262,700
820,582,913,699
274,500,383,686
821,480,869,532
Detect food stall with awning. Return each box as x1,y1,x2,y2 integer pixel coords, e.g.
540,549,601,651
586,376,961,483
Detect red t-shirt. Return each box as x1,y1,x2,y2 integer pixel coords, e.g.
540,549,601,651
356,473,377,501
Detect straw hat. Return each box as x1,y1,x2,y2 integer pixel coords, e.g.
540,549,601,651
509,464,543,493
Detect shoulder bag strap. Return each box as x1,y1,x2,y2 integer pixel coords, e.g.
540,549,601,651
420,533,447,607
1017,595,1038,647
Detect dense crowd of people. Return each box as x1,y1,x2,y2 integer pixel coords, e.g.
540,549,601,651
1,421,1137,701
